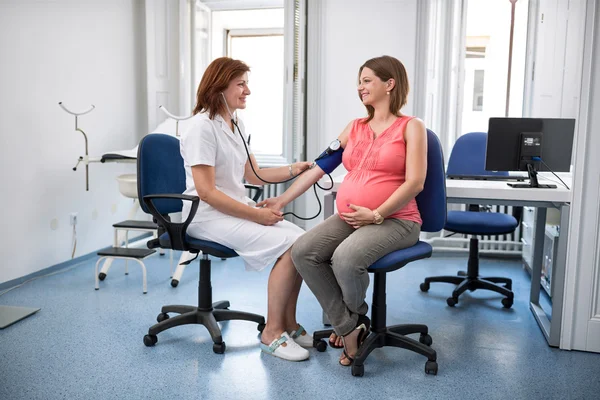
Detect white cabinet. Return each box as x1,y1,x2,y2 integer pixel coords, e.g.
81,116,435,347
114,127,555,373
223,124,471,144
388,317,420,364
521,206,537,271
542,225,560,297
521,205,560,298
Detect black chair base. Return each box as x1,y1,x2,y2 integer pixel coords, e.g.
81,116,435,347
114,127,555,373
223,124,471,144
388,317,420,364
421,237,514,308
143,301,265,353
313,324,437,377
421,274,514,308
143,256,265,353
311,273,438,377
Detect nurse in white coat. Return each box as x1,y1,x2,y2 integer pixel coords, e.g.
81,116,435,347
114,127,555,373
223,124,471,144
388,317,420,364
180,57,313,361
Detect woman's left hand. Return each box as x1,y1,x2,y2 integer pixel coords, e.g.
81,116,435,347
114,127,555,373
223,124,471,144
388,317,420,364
340,204,376,229
256,196,285,212
292,161,313,176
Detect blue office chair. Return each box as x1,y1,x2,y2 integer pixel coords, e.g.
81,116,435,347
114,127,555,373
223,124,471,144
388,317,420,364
420,132,517,308
313,129,446,377
137,133,266,353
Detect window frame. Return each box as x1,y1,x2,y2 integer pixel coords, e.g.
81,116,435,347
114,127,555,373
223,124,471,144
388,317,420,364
225,27,290,167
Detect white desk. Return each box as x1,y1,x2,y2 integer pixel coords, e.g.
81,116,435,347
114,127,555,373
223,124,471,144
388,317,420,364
323,175,571,347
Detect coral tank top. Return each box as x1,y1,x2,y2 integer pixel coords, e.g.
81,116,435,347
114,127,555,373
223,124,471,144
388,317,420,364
335,116,422,225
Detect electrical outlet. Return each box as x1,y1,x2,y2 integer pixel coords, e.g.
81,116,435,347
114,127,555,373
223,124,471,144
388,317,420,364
70,212,78,226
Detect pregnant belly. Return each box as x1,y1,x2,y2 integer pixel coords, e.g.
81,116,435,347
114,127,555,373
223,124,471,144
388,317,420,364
335,179,399,215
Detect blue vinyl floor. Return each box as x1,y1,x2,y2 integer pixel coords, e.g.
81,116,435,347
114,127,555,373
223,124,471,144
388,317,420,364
1,252,599,400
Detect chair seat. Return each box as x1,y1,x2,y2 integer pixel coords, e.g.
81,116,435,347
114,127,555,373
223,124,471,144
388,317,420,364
113,220,158,230
445,211,518,235
97,247,156,259
368,241,433,273
159,232,238,258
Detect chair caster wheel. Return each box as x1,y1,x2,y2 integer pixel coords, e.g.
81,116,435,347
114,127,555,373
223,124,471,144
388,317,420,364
213,342,226,354
143,334,157,347
157,313,169,323
447,297,458,307
98,273,106,281
502,297,513,308
419,282,430,292
314,340,327,352
419,333,433,346
257,323,266,332
170,279,179,288
351,364,364,377
457,270,467,276
425,360,438,375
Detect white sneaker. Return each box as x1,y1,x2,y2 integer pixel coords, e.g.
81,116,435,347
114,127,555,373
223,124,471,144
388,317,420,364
289,324,313,348
260,332,309,361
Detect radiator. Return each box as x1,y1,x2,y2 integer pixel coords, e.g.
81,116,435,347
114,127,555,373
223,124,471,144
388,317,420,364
252,182,288,202
427,204,523,256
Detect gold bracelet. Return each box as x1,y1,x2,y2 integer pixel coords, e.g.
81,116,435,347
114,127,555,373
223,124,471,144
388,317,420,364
288,164,294,177
372,209,384,225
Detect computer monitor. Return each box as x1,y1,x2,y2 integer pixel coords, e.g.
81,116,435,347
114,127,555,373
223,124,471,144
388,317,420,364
485,117,575,188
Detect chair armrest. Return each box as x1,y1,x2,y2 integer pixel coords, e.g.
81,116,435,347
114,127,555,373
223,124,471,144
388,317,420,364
142,194,199,251
244,184,264,203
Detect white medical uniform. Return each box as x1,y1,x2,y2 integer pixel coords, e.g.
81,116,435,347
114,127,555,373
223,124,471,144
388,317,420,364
180,112,304,271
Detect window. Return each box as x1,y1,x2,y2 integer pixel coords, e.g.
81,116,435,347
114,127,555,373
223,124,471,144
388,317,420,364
227,30,285,157
466,46,487,58
460,0,529,135
472,69,485,111
192,5,305,167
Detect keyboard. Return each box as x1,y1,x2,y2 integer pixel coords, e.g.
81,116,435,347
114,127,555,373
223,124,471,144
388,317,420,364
447,174,526,181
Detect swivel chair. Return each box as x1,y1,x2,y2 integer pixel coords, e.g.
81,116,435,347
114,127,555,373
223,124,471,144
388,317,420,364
313,129,447,377
138,133,265,353
419,132,517,308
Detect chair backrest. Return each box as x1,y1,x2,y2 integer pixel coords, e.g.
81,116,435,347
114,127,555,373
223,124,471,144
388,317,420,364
446,132,508,176
416,129,447,233
137,134,186,215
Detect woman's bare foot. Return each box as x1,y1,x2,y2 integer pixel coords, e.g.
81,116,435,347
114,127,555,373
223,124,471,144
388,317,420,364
339,328,362,366
261,326,285,346
286,322,301,334
329,333,343,347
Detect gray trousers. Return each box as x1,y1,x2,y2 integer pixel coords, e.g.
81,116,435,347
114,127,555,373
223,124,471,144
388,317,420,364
291,214,420,337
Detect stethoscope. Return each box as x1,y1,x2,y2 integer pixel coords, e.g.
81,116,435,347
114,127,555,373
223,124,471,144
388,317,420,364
221,93,333,220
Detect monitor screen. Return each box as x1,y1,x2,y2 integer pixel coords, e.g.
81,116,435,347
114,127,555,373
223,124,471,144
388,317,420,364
485,118,575,173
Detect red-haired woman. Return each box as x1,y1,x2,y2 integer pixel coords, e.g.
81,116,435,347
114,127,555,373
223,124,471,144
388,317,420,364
180,57,312,361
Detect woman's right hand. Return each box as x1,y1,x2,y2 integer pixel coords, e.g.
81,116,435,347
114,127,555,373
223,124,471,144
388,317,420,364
254,207,284,226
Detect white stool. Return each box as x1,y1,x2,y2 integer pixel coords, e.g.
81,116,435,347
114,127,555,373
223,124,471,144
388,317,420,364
95,247,156,294
98,220,174,282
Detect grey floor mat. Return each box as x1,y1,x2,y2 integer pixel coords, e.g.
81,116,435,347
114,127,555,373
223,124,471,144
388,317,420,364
0,305,40,329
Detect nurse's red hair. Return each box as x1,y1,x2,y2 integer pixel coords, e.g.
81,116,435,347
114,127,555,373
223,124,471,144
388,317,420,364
193,57,250,119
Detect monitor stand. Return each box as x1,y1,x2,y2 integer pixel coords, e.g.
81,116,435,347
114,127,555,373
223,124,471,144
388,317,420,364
507,164,556,189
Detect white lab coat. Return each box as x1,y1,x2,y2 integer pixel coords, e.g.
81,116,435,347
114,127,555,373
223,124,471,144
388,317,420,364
180,112,304,271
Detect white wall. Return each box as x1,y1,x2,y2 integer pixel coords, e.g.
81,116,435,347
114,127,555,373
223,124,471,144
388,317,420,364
303,0,419,229
314,0,418,154
0,0,148,284
562,0,600,352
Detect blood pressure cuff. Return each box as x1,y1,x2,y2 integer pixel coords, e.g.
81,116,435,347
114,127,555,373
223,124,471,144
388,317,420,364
314,147,343,174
